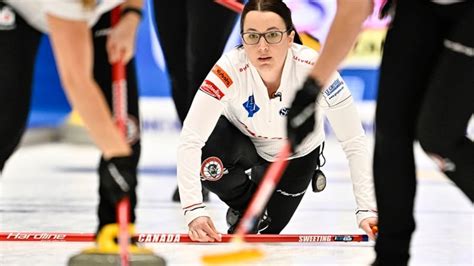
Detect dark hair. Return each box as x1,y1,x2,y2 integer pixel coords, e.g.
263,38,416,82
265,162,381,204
240,0,302,45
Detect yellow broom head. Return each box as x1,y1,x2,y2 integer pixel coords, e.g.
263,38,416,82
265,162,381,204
201,236,265,265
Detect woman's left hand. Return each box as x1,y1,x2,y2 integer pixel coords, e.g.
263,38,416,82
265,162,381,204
360,217,378,240
106,13,140,64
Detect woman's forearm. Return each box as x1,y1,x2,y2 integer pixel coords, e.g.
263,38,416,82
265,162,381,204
310,0,373,85
47,14,131,159
65,79,132,158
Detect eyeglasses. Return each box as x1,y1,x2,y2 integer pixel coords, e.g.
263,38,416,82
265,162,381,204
241,29,290,45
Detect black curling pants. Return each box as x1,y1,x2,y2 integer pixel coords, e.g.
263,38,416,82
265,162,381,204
201,117,320,234
374,1,474,264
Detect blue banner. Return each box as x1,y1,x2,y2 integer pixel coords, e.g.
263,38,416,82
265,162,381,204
29,0,385,128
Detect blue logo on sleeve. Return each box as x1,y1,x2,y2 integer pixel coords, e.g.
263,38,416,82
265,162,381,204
243,95,260,117
324,79,344,99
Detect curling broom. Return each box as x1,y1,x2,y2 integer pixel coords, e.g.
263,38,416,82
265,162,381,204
201,142,292,264
67,6,165,266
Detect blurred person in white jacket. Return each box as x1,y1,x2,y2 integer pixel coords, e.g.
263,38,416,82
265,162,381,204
0,0,143,235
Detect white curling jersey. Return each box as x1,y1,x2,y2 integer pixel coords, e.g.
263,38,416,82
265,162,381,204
5,0,123,33
178,43,377,225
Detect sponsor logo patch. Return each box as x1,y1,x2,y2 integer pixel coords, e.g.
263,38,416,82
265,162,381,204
6,232,65,240
138,234,181,243
292,55,315,66
324,79,344,99
200,157,225,181
239,64,249,72
243,95,260,118
279,107,289,117
200,80,225,100
212,65,233,88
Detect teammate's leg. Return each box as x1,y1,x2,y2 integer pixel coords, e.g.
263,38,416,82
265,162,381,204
373,1,443,263
153,0,188,123
186,0,240,111
0,3,42,172
153,0,215,202
417,2,474,202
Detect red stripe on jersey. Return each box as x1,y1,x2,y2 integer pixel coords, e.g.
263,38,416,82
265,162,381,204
200,80,225,100
183,202,204,210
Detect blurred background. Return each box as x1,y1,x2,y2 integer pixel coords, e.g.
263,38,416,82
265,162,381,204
4,2,472,265
21,0,397,144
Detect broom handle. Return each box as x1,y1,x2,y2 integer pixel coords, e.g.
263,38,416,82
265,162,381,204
111,6,130,266
214,0,244,13
234,142,291,236
0,232,369,243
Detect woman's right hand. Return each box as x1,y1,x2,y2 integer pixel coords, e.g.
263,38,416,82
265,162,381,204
106,12,140,64
188,216,222,242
